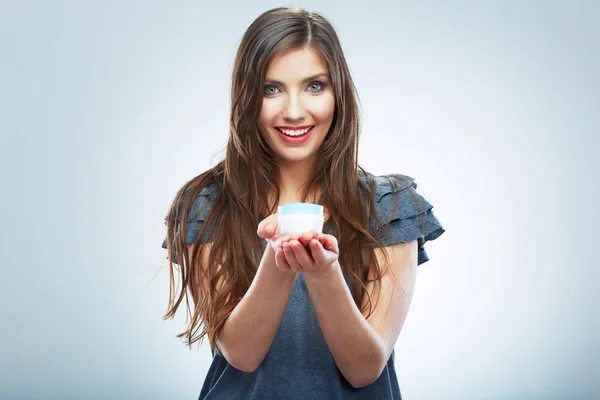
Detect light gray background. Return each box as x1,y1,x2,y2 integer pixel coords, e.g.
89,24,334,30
1,1,598,399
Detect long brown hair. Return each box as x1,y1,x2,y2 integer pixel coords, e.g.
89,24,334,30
163,7,423,353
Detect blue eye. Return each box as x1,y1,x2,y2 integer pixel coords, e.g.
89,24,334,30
264,85,280,95
308,82,325,92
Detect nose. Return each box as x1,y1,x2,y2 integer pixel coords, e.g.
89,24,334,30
282,94,306,121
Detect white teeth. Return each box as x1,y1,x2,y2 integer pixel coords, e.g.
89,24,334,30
279,127,311,136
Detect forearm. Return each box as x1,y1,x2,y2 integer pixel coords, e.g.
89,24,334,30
304,263,386,388
217,245,296,372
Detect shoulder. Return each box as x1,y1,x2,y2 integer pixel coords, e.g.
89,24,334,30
162,179,221,250
359,170,421,218
179,181,220,222
358,170,445,265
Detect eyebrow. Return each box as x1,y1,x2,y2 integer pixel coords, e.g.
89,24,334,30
264,72,329,86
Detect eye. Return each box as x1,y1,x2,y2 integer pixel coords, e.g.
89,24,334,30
264,85,280,95
307,81,326,93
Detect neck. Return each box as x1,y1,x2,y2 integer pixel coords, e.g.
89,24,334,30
274,157,319,205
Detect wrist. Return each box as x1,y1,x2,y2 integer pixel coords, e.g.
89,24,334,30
303,261,341,282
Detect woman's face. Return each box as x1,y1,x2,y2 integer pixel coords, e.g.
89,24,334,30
257,46,335,168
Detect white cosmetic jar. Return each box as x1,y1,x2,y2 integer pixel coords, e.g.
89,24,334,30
278,203,324,235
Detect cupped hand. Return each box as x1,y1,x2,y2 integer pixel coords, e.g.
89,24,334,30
275,231,340,274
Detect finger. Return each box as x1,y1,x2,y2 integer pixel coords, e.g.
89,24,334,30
257,223,275,239
275,247,291,270
318,233,336,252
290,239,314,267
305,230,318,241
327,235,340,254
283,242,302,272
316,233,328,248
258,214,280,237
298,232,313,247
272,234,293,250
309,239,327,265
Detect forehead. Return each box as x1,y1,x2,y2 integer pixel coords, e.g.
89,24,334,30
265,47,329,80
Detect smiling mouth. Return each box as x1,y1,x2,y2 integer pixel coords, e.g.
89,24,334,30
276,126,314,137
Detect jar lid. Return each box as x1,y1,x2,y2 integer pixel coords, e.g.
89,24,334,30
278,202,323,216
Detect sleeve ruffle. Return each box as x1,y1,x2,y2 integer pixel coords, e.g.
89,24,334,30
371,174,445,265
161,184,218,251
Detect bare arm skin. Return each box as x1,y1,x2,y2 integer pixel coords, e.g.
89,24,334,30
280,233,418,387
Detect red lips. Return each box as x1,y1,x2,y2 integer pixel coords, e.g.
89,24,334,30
276,126,314,144
275,125,314,130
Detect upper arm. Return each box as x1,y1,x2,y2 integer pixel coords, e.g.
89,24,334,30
361,173,445,359
361,239,419,361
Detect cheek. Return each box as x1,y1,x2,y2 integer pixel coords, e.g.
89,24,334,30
258,99,280,127
307,94,335,122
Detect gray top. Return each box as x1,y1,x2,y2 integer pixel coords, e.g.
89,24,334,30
161,172,445,399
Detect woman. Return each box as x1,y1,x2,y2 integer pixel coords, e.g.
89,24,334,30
162,6,445,399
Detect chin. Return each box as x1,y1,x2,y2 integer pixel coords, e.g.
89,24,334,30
275,150,315,164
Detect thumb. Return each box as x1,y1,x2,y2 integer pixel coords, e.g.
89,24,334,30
257,223,276,239
257,214,279,239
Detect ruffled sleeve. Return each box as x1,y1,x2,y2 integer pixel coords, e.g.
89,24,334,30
370,174,445,265
161,183,219,253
